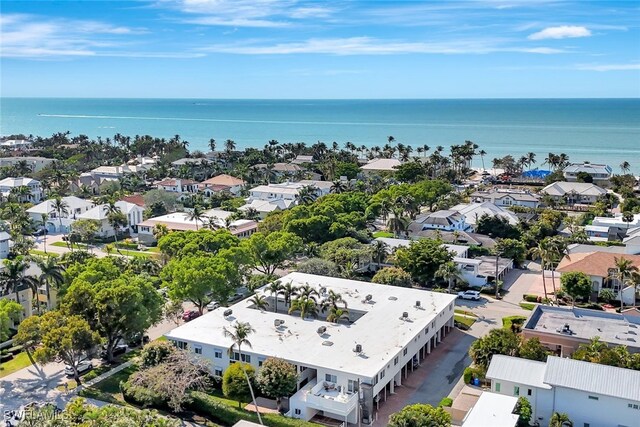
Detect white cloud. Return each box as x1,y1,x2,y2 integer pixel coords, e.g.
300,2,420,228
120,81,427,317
528,25,591,40
199,36,564,55
576,63,640,71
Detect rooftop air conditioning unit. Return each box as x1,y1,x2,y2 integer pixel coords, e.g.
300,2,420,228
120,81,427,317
223,309,233,317
317,326,327,335
274,319,285,327
402,312,409,319
415,301,421,307
365,294,372,301
353,344,363,353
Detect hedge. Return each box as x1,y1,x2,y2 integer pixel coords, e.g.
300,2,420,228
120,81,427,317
522,294,539,303
438,397,453,407
188,391,321,427
120,380,167,409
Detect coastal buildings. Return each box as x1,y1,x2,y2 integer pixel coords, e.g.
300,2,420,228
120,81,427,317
470,187,540,209
199,174,245,196
154,178,199,196
461,392,519,427
360,158,402,174
0,231,10,259
563,162,613,185
556,252,640,304
76,201,145,237
27,196,95,233
586,213,640,242
165,272,456,425
540,181,607,205
450,202,519,229
486,354,640,427
521,305,640,356
239,181,332,218
137,209,257,244
409,210,471,232
0,177,43,203
0,139,32,150
0,156,55,172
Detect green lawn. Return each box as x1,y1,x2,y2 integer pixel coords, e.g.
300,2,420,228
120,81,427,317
519,302,535,311
372,231,394,238
454,314,476,328
502,315,527,330
78,364,138,405
51,241,88,249
454,309,478,317
29,249,52,256
108,248,153,258
0,352,33,378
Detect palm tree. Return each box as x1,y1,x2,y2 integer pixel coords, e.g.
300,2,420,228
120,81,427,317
224,139,236,154
435,261,463,293
322,289,347,313
549,412,573,427
40,213,49,254
51,196,69,236
296,185,319,205
208,138,216,153
326,307,349,323
281,283,298,307
613,257,639,310
35,255,65,310
249,294,269,311
0,257,38,304
526,152,536,170
266,281,283,313
478,149,487,171
104,203,127,254
371,240,388,270
529,242,550,302
223,322,263,425
546,237,568,304
289,297,319,319
620,161,631,175
187,205,206,230
387,210,409,238
297,284,318,301
330,180,347,194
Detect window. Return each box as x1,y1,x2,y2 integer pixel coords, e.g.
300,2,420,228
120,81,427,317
258,357,266,367
514,386,520,396
379,370,385,380
628,403,639,410
325,374,337,384
495,383,501,392
232,352,251,363
176,341,187,350
348,380,357,393
403,348,408,356
300,365,308,372
588,395,599,401
214,349,223,359
394,357,399,366
214,368,223,377
294,409,301,415
583,424,590,427
425,327,429,334
527,389,532,396
193,345,202,355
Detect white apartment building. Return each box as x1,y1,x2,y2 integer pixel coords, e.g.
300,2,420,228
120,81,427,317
27,196,96,233
0,156,55,172
0,177,43,203
563,162,613,185
470,187,540,209
240,180,332,218
487,354,640,427
409,210,472,233
76,201,145,237
0,231,10,259
165,273,456,425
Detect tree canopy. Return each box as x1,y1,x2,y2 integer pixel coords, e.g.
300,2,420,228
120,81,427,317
388,403,451,427
256,358,298,411
242,231,303,276
223,362,256,407
372,267,413,288
394,239,454,285
560,271,592,306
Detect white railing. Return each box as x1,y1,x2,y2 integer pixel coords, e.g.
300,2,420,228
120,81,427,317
303,381,358,415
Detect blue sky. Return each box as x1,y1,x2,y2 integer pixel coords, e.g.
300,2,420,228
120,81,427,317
2,0,639,98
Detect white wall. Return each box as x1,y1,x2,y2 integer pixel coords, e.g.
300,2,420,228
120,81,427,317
554,387,640,427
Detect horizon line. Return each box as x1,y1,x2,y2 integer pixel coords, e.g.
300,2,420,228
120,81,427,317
2,96,639,101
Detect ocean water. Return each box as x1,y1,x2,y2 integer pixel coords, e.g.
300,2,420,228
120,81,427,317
1,98,639,172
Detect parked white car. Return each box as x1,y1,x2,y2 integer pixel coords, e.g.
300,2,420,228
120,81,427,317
206,301,220,311
64,360,93,377
457,290,481,301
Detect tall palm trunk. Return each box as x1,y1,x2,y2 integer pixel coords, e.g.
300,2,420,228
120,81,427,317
238,347,263,425
550,266,558,304
541,260,548,302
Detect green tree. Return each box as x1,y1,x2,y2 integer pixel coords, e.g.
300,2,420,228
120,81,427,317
289,297,319,319
334,161,361,180
223,362,256,408
34,255,65,310
158,228,240,259
393,161,427,183
372,266,413,288
249,294,269,311
435,261,464,293
104,203,128,254
514,396,532,427
494,238,527,267
613,256,639,310
518,337,550,362
51,196,70,238
0,299,22,342
394,239,454,285
140,340,176,368
256,358,298,412
0,256,38,304
242,231,303,276
16,311,100,384
388,403,451,427
469,329,520,372
70,219,100,248
223,321,262,424
476,215,521,239
187,205,206,230
549,412,573,427
560,271,592,307
297,258,340,277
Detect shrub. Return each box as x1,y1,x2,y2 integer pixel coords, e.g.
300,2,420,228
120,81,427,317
120,380,166,408
7,345,23,355
83,371,99,382
140,340,176,368
0,353,14,362
223,362,256,406
523,294,539,303
438,397,453,407
463,367,473,384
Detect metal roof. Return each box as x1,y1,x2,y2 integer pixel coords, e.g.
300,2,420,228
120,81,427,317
485,355,551,389
544,356,640,401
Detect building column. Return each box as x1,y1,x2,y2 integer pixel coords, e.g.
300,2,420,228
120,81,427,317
390,380,395,394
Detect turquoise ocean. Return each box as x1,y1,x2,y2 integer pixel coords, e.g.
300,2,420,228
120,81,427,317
1,98,639,173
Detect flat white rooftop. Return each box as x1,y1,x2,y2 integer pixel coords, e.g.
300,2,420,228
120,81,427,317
462,392,518,427
165,272,456,378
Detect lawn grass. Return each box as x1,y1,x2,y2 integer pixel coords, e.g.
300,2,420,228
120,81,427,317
29,249,51,256
147,247,161,253
502,315,527,330
0,352,33,378
454,315,476,328
78,364,138,405
372,231,395,238
519,302,535,311
109,248,153,258
454,309,478,317
51,241,87,249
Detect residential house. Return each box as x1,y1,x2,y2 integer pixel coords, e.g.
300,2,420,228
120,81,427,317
360,158,402,174
470,187,540,208
487,354,640,427
408,210,471,232
165,272,456,425
155,178,200,197
27,196,96,233
461,392,519,427
0,177,43,202
77,201,145,237
563,162,613,185
0,139,33,150
540,181,607,205
450,202,519,230
171,157,210,167
556,251,640,305
408,229,496,248
585,213,640,242
623,228,640,255
292,155,314,165
521,305,640,357
239,180,332,219
0,231,10,259
137,209,257,245
0,156,55,172
199,174,245,197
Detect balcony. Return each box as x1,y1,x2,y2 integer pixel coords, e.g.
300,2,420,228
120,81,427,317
302,380,358,416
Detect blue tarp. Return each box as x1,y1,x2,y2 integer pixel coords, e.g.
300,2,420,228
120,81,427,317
522,169,552,178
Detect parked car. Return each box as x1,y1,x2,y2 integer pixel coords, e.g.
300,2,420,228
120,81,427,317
126,333,150,347
64,360,93,377
457,290,481,301
182,310,201,321
100,342,128,359
31,228,48,236
206,301,220,311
